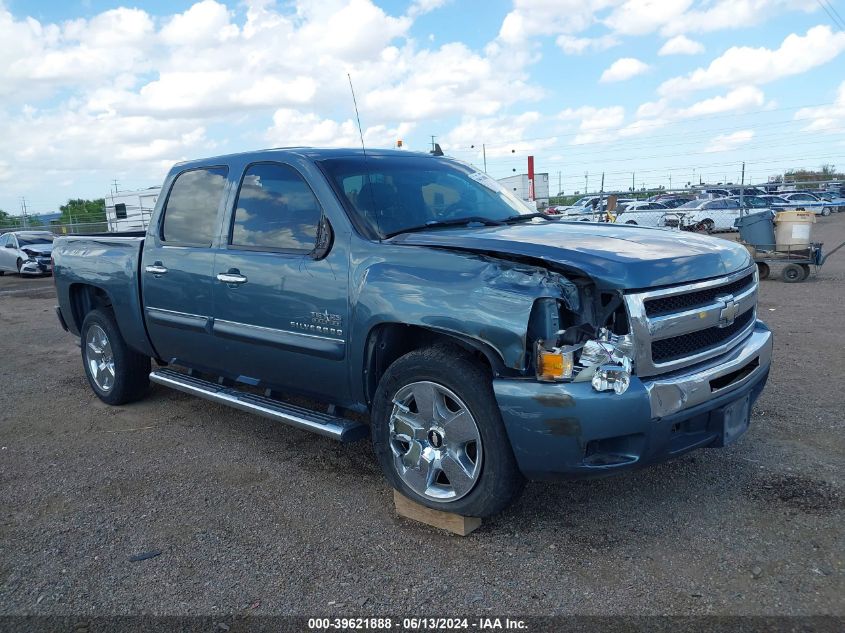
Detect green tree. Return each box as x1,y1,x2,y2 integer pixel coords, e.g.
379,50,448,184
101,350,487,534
0,209,21,229
59,199,106,225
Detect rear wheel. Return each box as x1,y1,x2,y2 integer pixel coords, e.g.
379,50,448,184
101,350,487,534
781,263,804,283
757,262,770,280
81,308,150,405
371,344,524,517
800,264,811,280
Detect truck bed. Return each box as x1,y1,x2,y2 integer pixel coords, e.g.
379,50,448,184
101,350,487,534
52,234,156,357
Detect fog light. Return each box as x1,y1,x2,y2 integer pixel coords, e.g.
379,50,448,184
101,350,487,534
537,346,575,381
591,360,631,395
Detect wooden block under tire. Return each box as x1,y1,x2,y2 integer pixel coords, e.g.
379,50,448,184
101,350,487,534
393,489,481,536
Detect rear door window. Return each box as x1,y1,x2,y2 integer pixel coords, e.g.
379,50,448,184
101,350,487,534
161,167,229,246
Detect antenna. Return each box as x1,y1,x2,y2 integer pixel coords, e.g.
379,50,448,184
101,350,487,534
347,73,367,158
347,73,380,237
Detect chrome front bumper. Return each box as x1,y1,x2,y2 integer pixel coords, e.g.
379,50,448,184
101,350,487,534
645,322,772,419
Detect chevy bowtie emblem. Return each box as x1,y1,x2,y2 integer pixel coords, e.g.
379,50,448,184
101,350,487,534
717,294,738,327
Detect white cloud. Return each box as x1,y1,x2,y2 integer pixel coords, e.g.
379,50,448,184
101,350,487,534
265,109,414,148
705,130,754,153
795,81,845,132
659,25,845,96
441,112,557,158
0,0,545,207
661,0,815,36
556,34,617,55
499,0,618,43
658,35,704,55
604,0,692,36
558,106,626,144
407,0,450,17
600,57,650,82
675,86,766,117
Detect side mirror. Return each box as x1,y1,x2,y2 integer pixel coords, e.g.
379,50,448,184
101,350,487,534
311,216,334,260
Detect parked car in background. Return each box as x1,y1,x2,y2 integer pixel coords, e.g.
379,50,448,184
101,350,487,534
675,197,741,232
614,201,670,227
779,192,832,216
653,196,696,209
759,195,792,209
0,231,54,276
812,191,845,212
726,195,770,211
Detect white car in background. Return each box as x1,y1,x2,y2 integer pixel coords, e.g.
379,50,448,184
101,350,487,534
0,231,55,275
674,198,742,232
614,201,670,227
779,192,833,216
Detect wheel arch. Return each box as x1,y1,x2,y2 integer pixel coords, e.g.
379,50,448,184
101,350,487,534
68,283,115,332
362,323,508,408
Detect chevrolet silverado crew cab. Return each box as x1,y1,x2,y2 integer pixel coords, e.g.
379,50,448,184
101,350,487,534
53,148,772,517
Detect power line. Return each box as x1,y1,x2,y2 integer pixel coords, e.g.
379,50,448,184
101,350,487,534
816,0,845,30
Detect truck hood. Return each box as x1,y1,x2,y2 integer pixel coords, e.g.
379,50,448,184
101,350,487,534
389,221,752,290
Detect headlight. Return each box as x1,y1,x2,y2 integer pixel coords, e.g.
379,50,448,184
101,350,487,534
536,328,634,394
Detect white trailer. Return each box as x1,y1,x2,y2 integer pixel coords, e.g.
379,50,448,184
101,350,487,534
497,173,550,207
106,187,160,232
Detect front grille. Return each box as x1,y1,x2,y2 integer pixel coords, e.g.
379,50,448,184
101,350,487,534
645,273,754,317
651,309,754,363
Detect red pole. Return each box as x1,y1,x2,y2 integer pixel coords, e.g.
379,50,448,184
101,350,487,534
527,155,535,201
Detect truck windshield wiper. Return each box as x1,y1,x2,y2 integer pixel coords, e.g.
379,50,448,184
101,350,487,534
384,216,504,238
502,213,556,224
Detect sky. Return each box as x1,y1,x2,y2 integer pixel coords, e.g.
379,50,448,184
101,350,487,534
1,0,844,216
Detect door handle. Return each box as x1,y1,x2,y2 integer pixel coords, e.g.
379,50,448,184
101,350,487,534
217,271,248,285
145,263,168,276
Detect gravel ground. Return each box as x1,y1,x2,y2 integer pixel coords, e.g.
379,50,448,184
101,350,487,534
0,217,843,617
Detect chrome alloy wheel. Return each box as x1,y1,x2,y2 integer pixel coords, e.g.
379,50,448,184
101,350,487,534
389,381,483,502
85,324,115,392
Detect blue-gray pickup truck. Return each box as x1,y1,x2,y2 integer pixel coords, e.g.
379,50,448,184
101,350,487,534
53,148,772,517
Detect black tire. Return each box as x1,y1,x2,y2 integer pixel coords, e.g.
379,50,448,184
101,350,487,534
81,308,150,405
16,258,23,273
781,263,804,283
0,270,4,276
625,220,637,225
371,344,524,518
757,262,770,280
700,219,715,233
800,264,811,280
821,207,831,217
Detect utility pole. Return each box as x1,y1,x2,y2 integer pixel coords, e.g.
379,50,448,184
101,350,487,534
111,179,119,195
632,172,635,192
669,173,672,190
430,136,436,153
585,172,589,195
482,144,487,173
739,161,746,216
20,197,28,229
558,171,562,196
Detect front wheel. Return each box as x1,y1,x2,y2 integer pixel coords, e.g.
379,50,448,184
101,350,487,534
757,262,770,280
16,258,23,273
371,345,524,518
699,219,715,233
81,308,151,405
821,207,831,216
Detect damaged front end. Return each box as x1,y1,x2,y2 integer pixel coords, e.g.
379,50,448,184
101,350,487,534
529,285,635,394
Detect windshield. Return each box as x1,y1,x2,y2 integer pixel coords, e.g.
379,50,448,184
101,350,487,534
17,235,53,246
320,155,534,238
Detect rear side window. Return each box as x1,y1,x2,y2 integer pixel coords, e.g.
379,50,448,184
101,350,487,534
162,167,229,246
229,163,321,252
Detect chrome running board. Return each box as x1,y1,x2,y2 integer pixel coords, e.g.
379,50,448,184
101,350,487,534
149,368,368,443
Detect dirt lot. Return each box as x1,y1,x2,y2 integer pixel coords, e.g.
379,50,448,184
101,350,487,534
1,218,843,617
